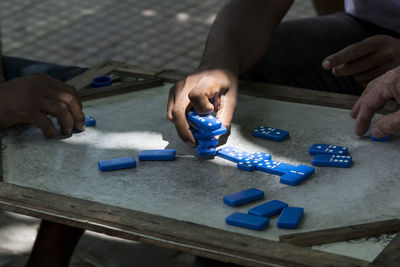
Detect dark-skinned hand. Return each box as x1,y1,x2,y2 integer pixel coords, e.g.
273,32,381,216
0,73,85,138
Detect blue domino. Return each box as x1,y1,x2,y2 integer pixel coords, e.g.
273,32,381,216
309,144,348,155
248,200,288,217
280,165,315,186
138,149,176,161
371,136,390,142
223,188,264,207
187,110,222,132
249,152,272,162
312,154,352,168
277,207,304,229
196,146,216,156
98,156,136,171
197,138,218,147
237,157,256,172
226,212,269,231
191,125,227,139
216,146,252,163
252,126,289,142
92,76,112,88
85,115,96,127
255,160,295,176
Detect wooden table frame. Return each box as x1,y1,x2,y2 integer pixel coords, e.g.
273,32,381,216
1,61,399,266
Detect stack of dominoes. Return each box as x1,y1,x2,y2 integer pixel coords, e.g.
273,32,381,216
187,110,227,156
223,188,304,231
216,146,315,186
309,144,352,167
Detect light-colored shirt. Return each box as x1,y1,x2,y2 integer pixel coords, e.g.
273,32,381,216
345,0,400,34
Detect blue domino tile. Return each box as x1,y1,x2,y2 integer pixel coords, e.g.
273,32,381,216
277,207,304,229
255,160,295,176
197,138,218,148
191,125,227,139
252,126,289,142
280,165,315,186
249,152,272,162
187,110,222,132
196,146,216,156
312,154,352,168
248,200,288,218
371,136,390,142
98,156,136,171
85,115,96,127
223,188,264,207
138,149,176,161
216,146,251,163
309,144,348,155
237,158,256,172
225,212,269,231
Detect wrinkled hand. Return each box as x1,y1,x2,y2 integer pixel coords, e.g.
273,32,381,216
167,69,238,147
351,66,400,137
323,35,400,83
0,73,85,138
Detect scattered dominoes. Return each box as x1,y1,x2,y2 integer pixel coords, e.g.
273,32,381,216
371,136,390,142
280,165,315,186
85,115,96,127
252,126,289,142
309,144,348,155
187,110,226,156
138,149,176,161
225,212,269,231
277,207,304,229
255,159,296,176
223,188,264,207
237,157,256,172
312,154,352,168
98,156,136,171
248,200,288,217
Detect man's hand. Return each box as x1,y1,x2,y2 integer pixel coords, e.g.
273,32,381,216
0,73,85,138
323,35,400,83
350,66,400,137
167,69,238,147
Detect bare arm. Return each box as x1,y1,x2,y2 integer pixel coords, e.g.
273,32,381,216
199,0,294,75
168,0,293,146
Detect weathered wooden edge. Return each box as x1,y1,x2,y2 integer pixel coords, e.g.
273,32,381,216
67,61,161,91
279,219,400,247
0,182,368,267
79,78,163,101
369,232,400,266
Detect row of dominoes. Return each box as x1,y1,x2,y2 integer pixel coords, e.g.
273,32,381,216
187,110,227,156
309,144,352,167
223,188,303,230
98,149,176,171
216,146,315,186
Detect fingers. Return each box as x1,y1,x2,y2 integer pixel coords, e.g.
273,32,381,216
332,52,383,77
29,112,57,138
371,109,400,137
189,77,222,114
171,105,196,147
323,38,377,70
216,85,238,130
40,99,75,135
167,80,184,121
354,81,392,136
353,64,398,83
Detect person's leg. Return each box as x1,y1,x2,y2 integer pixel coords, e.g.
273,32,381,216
26,221,84,267
1,56,88,267
242,12,399,95
1,56,87,82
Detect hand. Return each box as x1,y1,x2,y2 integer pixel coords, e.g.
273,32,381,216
350,66,400,137
0,73,85,138
322,35,400,83
167,69,238,147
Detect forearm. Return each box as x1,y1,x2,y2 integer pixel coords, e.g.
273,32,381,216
199,0,293,75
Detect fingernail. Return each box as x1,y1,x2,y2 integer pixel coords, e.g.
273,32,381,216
322,60,331,69
79,123,86,132
372,126,385,138
185,141,196,148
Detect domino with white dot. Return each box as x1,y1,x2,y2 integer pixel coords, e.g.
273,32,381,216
312,154,352,168
216,146,252,163
187,110,222,133
252,126,289,142
309,144,348,155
